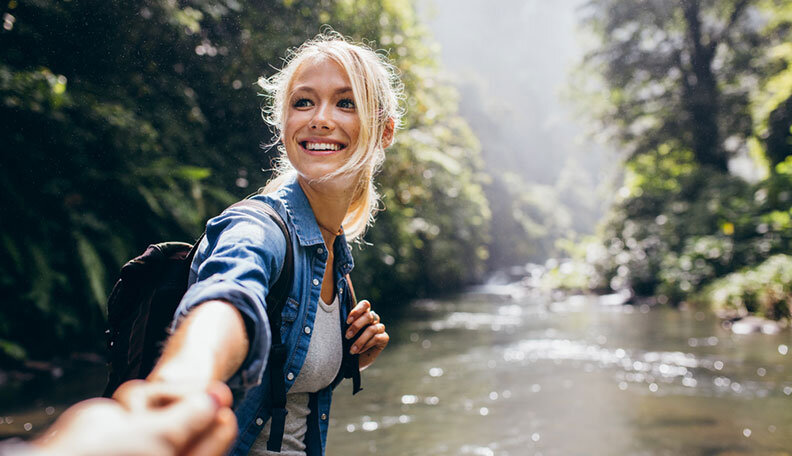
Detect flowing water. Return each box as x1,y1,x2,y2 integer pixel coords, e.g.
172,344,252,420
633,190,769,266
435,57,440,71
327,286,792,455
2,286,791,455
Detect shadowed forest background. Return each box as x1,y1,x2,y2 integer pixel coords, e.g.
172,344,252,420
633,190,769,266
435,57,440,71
1,0,791,373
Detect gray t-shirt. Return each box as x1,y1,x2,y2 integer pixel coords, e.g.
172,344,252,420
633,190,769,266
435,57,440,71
250,295,342,455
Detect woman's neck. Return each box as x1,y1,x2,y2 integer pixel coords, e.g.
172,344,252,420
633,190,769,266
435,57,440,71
297,175,354,248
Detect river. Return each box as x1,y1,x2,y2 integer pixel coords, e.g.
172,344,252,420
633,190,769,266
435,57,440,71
2,285,791,455
326,285,792,455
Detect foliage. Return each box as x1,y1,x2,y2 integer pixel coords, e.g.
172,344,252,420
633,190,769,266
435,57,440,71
483,174,573,268
575,0,792,320
579,0,765,172
752,0,792,169
540,258,602,294
699,254,792,320
0,0,490,360
595,158,790,307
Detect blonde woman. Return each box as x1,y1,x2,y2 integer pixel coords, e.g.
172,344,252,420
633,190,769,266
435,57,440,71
115,32,401,456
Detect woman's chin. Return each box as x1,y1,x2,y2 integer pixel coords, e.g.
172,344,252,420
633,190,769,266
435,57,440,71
297,166,338,181
297,168,358,191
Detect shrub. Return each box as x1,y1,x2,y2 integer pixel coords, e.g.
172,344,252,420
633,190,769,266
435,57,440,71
700,254,792,320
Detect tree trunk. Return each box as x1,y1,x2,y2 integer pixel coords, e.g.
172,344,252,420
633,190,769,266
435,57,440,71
766,93,792,168
681,0,728,172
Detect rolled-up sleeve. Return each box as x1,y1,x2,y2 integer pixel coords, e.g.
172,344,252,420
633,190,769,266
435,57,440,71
172,205,288,391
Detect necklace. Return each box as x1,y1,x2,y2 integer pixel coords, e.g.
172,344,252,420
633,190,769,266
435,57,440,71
317,220,343,236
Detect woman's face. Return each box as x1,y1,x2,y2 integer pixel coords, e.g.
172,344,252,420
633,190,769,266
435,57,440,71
283,56,361,183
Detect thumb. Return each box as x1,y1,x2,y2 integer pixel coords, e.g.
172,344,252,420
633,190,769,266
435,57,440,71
147,393,220,451
179,407,237,456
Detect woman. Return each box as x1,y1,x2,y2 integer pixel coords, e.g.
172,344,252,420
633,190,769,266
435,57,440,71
116,33,401,456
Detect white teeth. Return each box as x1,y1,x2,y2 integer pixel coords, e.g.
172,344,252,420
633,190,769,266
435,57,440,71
305,142,341,151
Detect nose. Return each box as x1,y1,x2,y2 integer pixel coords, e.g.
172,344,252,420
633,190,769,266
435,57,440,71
310,103,334,131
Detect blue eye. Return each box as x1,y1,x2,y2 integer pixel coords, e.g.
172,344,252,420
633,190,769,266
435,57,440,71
293,98,313,108
338,98,355,109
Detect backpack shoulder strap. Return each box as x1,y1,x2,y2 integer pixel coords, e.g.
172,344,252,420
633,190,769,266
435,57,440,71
341,273,362,394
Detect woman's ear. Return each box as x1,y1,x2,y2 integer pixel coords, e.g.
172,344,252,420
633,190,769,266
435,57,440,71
381,118,395,149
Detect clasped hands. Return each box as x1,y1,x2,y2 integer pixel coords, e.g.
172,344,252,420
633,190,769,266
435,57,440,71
30,381,236,456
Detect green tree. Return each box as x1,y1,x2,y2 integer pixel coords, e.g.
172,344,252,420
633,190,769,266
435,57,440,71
580,0,765,172
751,0,792,169
575,0,792,310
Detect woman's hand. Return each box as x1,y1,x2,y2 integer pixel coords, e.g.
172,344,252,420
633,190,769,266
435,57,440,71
345,299,389,369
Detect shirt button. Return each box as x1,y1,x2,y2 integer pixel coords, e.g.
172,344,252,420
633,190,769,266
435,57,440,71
287,372,295,381
256,418,264,426
304,326,311,334
321,413,328,420
312,278,320,286
317,247,324,255
338,287,343,295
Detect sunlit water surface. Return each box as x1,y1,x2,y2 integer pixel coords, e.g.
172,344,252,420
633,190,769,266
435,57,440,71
1,287,790,455
327,288,792,456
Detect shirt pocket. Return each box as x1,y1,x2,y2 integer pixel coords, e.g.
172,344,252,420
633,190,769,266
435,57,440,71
278,297,300,341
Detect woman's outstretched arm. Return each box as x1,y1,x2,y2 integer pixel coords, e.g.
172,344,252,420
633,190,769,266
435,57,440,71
150,300,249,386
114,300,249,410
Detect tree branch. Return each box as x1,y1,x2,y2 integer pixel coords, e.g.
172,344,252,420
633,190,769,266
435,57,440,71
712,0,752,51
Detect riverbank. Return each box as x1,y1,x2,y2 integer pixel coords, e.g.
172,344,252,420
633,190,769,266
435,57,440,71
533,256,792,336
0,354,107,439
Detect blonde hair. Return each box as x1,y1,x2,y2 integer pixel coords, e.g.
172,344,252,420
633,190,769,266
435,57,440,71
257,31,403,241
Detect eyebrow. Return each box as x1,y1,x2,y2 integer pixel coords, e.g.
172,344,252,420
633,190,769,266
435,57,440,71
291,85,353,95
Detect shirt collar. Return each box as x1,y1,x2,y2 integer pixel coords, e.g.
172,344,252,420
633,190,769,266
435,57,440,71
278,175,324,247
277,176,356,274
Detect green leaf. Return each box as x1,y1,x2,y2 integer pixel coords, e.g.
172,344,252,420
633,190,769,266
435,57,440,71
175,165,212,181
0,339,27,361
74,232,108,315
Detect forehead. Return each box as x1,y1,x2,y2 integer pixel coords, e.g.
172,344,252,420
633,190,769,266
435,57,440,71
291,56,352,92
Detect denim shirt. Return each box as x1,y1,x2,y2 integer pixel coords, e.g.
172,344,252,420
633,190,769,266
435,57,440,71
173,176,358,455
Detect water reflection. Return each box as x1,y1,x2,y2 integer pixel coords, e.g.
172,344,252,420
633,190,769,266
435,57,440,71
328,290,792,455
2,288,790,454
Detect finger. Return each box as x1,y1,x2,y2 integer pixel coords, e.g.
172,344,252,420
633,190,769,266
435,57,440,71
346,300,371,324
113,379,153,411
350,324,377,353
351,324,385,354
205,381,233,409
359,327,388,354
114,380,192,412
180,407,237,456
50,398,125,431
35,399,130,452
345,312,375,339
345,300,370,325
148,393,220,452
358,333,389,369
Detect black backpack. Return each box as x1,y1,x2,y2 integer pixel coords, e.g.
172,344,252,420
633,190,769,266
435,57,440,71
102,199,294,452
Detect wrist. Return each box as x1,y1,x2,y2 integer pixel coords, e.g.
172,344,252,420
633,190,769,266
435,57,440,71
147,357,214,388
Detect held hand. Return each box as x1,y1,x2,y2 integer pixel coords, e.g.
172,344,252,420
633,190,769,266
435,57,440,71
35,381,236,456
345,299,389,369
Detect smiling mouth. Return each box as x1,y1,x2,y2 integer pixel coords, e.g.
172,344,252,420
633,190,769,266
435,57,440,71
300,141,346,152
